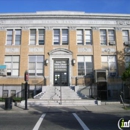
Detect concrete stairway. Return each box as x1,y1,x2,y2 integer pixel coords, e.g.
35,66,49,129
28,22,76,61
34,86,81,100
20,86,100,106
20,99,98,106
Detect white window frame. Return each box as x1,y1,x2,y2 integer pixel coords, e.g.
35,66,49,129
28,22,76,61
30,29,36,45
77,29,83,45
5,55,20,76
28,55,44,76
15,29,21,45
6,29,22,45
62,29,68,45
108,30,115,42
101,56,117,76
100,29,107,45
38,29,45,45
85,29,92,45
6,29,13,45
77,56,93,76
122,30,129,42
53,29,60,45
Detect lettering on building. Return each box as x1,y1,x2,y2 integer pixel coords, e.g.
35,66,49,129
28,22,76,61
29,47,44,52
78,48,92,53
5,48,20,53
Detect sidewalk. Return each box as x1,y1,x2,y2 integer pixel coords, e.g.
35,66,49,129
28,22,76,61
0,102,129,113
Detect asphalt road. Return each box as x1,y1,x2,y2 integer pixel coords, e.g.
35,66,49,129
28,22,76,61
0,112,130,130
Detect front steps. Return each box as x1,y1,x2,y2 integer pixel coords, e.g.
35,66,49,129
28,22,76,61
20,99,98,106
20,86,100,106
34,86,81,100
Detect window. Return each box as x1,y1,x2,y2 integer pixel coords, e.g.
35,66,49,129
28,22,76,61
30,29,36,45
11,90,16,97
100,29,115,45
101,56,117,75
122,30,129,42
5,56,19,76
6,29,21,45
62,29,68,45
125,56,130,68
54,29,60,45
100,30,107,45
7,29,13,45
3,90,8,98
38,29,45,45
53,29,68,45
77,30,83,44
29,56,44,76
77,56,93,76
85,30,92,45
108,30,115,42
15,29,21,45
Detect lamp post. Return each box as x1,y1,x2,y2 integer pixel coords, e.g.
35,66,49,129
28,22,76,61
24,70,29,110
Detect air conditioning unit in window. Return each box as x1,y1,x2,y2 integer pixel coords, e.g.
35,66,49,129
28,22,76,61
94,69,108,83
124,41,130,46
109,41,115,45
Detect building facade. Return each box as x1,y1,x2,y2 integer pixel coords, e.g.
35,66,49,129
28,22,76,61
0,11,129,99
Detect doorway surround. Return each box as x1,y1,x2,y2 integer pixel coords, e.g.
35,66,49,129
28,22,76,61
48,48,73,86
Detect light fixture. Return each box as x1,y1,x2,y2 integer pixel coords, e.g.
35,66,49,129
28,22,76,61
72,59,76,65
45,59,49,65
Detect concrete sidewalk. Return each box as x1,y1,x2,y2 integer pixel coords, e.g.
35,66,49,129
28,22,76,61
0,102,129,113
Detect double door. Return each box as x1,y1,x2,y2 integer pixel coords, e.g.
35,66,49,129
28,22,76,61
54,72,68,86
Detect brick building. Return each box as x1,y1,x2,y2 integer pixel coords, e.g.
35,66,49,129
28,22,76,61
0,11,129,100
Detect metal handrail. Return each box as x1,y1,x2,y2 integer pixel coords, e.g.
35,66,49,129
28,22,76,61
60,86,62,104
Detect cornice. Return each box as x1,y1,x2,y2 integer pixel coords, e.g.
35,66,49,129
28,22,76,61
0,11,130,20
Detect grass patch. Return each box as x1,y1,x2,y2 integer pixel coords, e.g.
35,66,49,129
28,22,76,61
12,97,22,102
0,98,5,102
0,97,22,102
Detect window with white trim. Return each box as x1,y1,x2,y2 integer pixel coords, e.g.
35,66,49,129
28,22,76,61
29,56,44,76
101,56,117,75
3,90,8,98
122,30,129,42
38,29,45,45
7,29,13,45
15,29,21,45
54,29,60,45
30,29,36,45
108,30,115,42
77,56,93,76
62,29,68,45
100,30,107,45
11,90,16,97
85,30,92,45
5,56,19,76
6,29,21,45
77,30,83,45
125,56,130,68
100,29,115,45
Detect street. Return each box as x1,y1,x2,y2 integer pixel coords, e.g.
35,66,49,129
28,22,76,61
0,112,130,130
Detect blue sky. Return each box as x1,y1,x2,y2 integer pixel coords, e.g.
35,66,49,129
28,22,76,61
0,0,130,14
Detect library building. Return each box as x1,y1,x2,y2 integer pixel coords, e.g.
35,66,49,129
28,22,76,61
0,11,129,104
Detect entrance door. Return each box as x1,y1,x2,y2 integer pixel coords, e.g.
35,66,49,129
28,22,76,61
54,59,68,86
54,72,68,86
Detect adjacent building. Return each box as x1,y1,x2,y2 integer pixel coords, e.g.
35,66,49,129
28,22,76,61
0,11,129,100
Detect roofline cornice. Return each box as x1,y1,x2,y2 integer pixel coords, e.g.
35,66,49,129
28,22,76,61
0,11,130,20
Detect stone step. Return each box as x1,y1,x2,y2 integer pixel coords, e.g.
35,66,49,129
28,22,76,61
20,99,98,106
